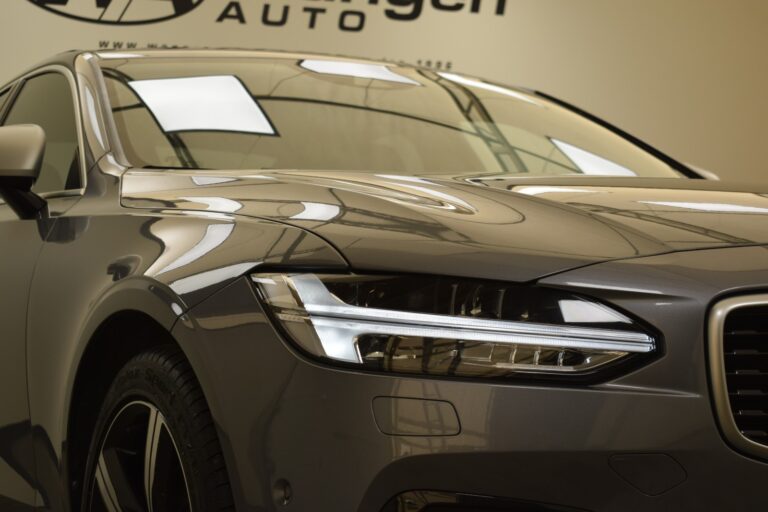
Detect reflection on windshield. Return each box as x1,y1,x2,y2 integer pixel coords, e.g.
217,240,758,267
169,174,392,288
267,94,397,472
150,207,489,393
551,139,637,177
300,59,420,85
438,72,540,106
101,57,683,179
129,75,275,134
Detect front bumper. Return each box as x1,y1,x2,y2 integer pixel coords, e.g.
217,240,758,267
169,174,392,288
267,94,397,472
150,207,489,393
173,245,768,512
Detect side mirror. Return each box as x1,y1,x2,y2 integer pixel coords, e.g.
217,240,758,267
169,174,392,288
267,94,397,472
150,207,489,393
0,124,47,218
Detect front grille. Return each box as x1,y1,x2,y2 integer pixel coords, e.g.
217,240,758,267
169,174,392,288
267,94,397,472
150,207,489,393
722,304,768,446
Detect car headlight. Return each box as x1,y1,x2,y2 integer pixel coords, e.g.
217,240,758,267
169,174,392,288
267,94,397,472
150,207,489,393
253,273,656,379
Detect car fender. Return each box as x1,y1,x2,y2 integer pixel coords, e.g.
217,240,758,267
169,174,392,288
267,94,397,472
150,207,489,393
24,209,346,506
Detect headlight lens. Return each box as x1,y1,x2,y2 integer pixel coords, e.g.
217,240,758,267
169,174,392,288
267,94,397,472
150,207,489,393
253,273,655,379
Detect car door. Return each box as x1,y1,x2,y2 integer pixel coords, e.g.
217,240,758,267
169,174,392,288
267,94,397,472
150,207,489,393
0,70,83,510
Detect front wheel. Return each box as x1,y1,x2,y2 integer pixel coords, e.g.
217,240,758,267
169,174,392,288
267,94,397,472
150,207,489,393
81,347,234,511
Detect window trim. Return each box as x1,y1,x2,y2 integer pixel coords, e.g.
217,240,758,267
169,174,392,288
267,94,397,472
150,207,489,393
2,65,88,199
0,82,21,125
0,88,9,116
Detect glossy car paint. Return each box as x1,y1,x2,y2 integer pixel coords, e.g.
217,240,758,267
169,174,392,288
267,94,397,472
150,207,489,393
122,170,768,281
0,50,767,511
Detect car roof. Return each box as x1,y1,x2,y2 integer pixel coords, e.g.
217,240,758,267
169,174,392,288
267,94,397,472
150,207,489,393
91,48,417,72
2,49,419,90
1,51,80,88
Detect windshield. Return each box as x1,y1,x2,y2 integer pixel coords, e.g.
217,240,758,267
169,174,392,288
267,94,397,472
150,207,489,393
99,55,683,179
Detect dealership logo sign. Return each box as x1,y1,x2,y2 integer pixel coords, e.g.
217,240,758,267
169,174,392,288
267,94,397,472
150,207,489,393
28,0,204,25
29,0,508,33
216,0,508,32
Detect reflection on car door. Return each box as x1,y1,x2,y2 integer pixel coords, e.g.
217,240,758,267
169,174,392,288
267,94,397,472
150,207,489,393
0,71,83,509
0,194,39,510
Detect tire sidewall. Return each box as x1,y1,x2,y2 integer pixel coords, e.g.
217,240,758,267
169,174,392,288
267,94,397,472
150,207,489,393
80,354,210,512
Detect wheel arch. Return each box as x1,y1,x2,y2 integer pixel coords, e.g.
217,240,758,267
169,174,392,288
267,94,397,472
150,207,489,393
61,278,197,510
41,213,348,509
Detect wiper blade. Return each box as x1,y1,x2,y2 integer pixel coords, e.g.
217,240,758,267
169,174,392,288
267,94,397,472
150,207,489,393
140,165,212,171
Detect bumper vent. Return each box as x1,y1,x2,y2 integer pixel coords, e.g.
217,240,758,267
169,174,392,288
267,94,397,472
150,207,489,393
723,306,768,445
710,296,768,460
382,490,589,511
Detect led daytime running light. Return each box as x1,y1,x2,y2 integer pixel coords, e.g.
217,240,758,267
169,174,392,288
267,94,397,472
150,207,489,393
257,274,655,365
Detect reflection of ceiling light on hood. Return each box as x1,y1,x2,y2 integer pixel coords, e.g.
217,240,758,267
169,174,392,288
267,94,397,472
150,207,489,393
170,261,261,296
376,174,435,185
639,201,768,213
129,75,275,134
301,60,420,86
180,196,243,213
157,223,235,275
438,72,539,105
192,176,238,186
558,300,631,323
514,186,591,196
551,139,637,177
290,202,341,221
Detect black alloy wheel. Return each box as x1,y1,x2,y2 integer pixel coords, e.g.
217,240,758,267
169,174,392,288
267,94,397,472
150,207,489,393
82,347,234,512
90,400,191,511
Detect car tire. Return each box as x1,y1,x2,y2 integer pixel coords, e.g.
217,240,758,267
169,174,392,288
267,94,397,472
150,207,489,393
80,346,234,511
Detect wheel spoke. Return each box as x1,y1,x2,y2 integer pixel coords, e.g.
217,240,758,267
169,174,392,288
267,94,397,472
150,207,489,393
143,407,164,512
95,454,123,512
90,401,191,512
95,448,145,512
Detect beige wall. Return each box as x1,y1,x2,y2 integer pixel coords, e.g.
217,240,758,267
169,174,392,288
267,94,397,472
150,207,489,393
488,0,768,186
2,0,766,184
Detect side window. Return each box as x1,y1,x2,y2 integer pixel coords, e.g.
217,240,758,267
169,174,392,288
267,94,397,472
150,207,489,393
3,73,81,193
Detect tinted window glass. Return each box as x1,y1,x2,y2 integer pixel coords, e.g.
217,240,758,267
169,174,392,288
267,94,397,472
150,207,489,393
4,73,80,193
100,57,682,179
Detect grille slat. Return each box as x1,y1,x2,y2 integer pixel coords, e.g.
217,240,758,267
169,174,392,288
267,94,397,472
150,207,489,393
742,430,768,441
723,306,768,447
728,398,768,411
729,389,768,396
726,348,768,355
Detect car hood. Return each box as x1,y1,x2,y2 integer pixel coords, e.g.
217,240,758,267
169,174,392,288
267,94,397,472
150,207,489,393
121,170,768,282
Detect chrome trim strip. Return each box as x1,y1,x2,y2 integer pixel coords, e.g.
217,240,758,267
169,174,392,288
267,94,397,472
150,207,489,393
309,316,653,353
77,53,131,169
75,53,111,163
708,294,768,460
